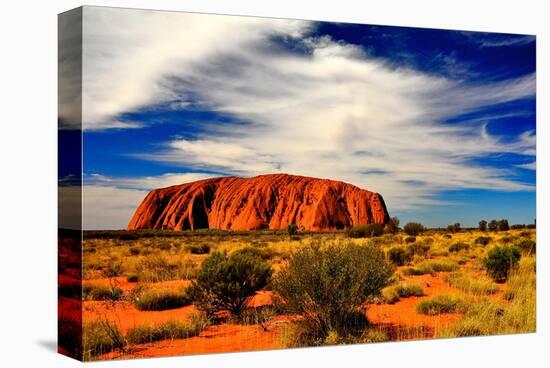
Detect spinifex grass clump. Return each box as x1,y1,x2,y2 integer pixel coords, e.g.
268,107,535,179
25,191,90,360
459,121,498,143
448,242,470,253
126,312,210,344
402,259,458,275
82,284,123,301
188,251,272,318
382,282,424,304
272,240,393,346
445,272,498,295
416,294,464,315
134,289,192,311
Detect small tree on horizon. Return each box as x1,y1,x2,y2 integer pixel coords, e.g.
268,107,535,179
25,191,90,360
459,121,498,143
287,223,298,236
498,219,510,232
404,222,425,236
479,220,487,231
488,219,498,231
385,217,400,234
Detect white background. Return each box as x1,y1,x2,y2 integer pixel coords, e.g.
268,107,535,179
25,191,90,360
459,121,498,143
0,0,547,367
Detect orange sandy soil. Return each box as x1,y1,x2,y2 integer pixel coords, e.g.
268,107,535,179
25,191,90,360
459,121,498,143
88,266,501,359
84,290,274,334
102,318,287,360
366,273,461,339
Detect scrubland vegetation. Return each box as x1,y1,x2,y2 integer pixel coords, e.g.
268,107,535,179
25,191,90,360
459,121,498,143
74,223,536,360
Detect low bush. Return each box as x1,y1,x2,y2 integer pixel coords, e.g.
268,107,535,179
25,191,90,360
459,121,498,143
449,242,470,253
188,251,272,317
445,272,498,295
416,294,463,315
82,284,122,301
126,274,139,283
348,224,385,238
405,236,416,243
403,223,425,236
483,246,521,283
382,282,424,304
186,244,211,255
134,289,192,311
272,240,393,346
387,247,412,266
516,239,536,254
129,247,141,256
474,236,491,246
287,224,298,236
407,242,431,256
126,312,209,344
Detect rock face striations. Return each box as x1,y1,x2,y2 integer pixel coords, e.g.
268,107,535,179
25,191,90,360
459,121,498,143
128,174,390,231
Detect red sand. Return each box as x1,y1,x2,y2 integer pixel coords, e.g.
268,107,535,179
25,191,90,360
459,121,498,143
102,319,287,360
366,273,462,339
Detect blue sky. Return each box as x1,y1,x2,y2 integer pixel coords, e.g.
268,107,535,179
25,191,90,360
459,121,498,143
74,7,535,229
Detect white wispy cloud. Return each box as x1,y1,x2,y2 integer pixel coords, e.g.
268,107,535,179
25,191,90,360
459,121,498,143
83,186,148,230
80,7,535,228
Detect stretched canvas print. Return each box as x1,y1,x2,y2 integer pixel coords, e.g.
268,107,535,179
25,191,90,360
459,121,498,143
58,6,537,361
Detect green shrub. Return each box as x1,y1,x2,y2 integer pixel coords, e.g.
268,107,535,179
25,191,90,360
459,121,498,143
126,312,209,344
287,224,298,236
474,236,491,246
483,246,521,283
82,284,122,301
407,242,431,256
403,222,425,236
186,244,211,255
134,289,192,311
387,247,412,266
416,294,463,315
188,251,272,317
83,320,125,361
449,242,470,253
126,274,139,283
272,241,393,346
382,282,424,304
516,239,536,254
445,272,498,295
348,223,384,238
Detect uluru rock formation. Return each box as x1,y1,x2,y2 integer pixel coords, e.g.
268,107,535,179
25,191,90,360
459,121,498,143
128,174,390,231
